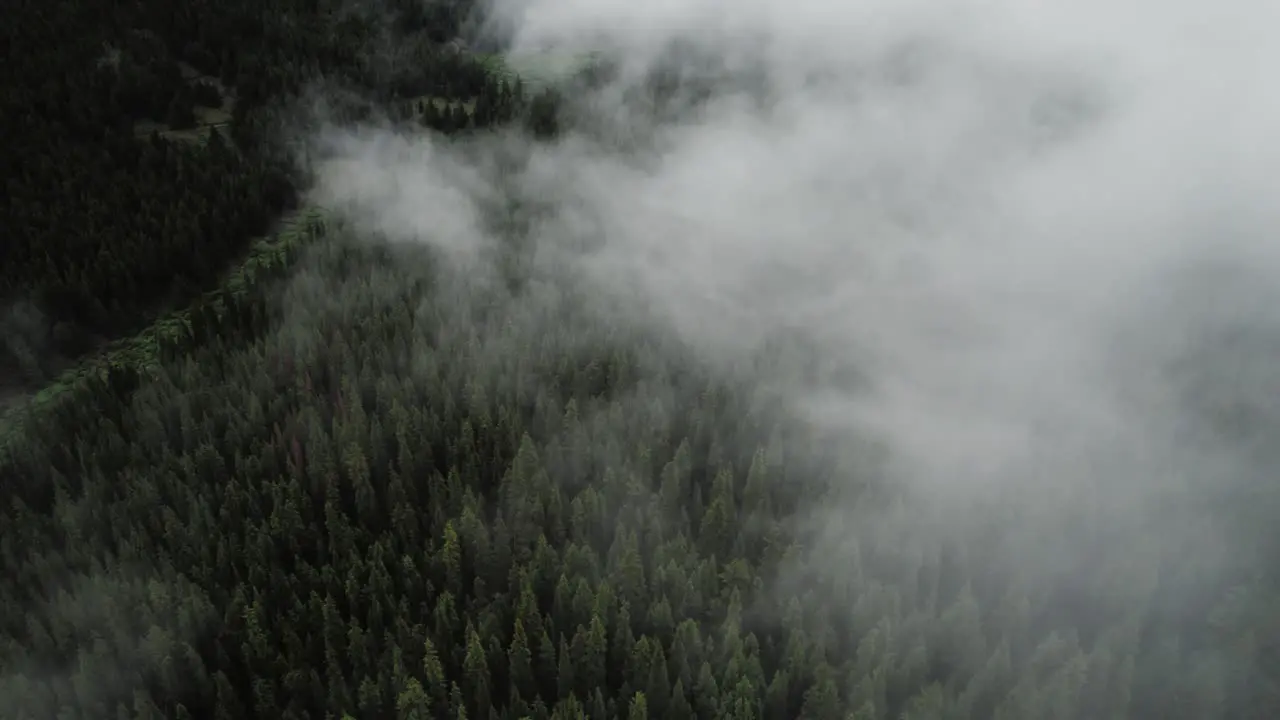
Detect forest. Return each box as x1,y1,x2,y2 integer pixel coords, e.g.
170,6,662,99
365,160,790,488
1,0,1278,719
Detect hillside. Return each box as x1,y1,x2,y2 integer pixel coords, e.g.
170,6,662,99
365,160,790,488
0,0,507,397
2,1,1278,720
0,0,542,452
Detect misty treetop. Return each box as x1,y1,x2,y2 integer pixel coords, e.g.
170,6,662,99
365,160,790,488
3,210,1276,720
2,0,1278,719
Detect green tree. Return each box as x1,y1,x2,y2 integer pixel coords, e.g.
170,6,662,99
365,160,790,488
627,692,649,720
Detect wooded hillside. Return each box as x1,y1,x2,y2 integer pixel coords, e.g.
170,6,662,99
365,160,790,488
1,1,1277,719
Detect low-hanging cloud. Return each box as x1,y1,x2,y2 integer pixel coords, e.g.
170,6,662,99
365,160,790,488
309,0,1280,584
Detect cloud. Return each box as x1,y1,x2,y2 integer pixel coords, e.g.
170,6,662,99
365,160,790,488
307,0,1280,637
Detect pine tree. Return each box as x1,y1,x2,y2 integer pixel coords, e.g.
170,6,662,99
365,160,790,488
397,678,433,719
463,627,493,718
627,691,648,720
800,664,842,720
510,618,536,701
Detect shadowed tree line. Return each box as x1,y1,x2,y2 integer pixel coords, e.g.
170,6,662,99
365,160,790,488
0,0,510,385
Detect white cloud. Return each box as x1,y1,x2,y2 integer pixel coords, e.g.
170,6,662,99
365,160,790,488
312,0,1280,585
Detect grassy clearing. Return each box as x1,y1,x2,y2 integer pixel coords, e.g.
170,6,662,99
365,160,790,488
476,53,515,81
134,66,235,144
136,121,230,145
479,51,597,89
133,105,232,144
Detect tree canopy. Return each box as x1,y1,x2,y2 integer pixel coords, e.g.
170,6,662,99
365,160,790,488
1,1,1277,719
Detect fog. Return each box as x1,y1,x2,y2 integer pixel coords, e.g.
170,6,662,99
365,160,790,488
307,0,1280,662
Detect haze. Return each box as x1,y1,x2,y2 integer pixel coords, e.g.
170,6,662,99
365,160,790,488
307,0,1280,659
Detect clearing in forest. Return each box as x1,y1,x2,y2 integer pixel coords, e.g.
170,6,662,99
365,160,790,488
133,63,235,144
480,51,597,89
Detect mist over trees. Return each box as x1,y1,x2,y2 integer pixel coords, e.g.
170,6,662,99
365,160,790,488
2,0,1279,719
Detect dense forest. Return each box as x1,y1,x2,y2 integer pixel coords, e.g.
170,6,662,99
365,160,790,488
0,0,526,388
2,0,1278,719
